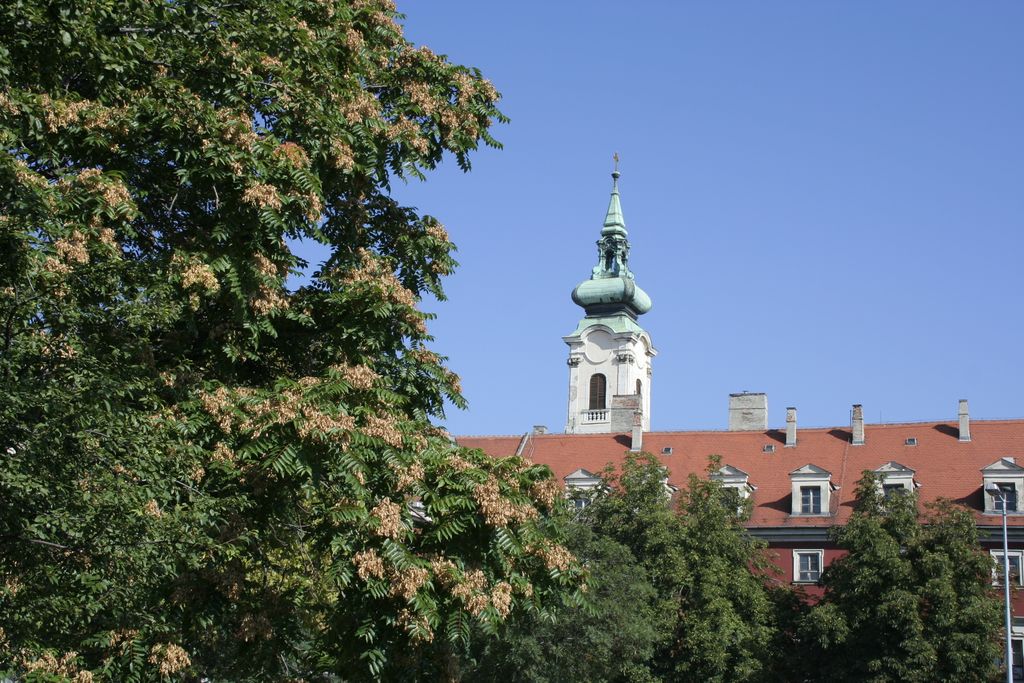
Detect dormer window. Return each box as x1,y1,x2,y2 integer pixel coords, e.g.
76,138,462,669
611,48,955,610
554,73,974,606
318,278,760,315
710,465,756,500
982,458,1024,515
874,461,917,497
789,464,833,516
564,468,602,510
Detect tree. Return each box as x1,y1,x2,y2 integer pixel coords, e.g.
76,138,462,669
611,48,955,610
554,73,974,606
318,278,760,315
481,453,786,682
466,517,664,683
798,471,1002,682
0,1,584,680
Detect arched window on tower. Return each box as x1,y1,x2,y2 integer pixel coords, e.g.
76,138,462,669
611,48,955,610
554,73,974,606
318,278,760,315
636,379,642,396
589,374,607,411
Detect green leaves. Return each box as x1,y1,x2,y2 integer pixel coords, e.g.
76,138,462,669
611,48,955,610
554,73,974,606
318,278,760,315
0,0,582,680
796,472,1002,682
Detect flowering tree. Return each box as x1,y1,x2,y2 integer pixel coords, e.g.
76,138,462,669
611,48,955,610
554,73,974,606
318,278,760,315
0,1,583,680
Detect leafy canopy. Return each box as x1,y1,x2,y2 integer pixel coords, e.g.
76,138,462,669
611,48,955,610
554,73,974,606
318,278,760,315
0,0,583,680
798,471,1002,683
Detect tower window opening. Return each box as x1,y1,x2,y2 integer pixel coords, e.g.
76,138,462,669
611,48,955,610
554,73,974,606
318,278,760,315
604,250,615,272
636,379,642,396
589,374,607,410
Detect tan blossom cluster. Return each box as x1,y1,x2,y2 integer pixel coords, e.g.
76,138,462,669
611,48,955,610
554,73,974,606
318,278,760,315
389,565,429,601
473,477,538,527
445,370,462,396
353,548,385,580
424,222,449,242
407,348,440,365
148,643,191,677
531,542,575,572
396,608,434,642
23,650,90,681
217,110,258,149
363,414,404,448
254,253,280,277
274,141,309,167
337,90,379,123
395,461,425,490
371,498,404,539
344,27,364,52
177,258,220,294
430,556,457,584
82,104,128,132
387,117,428,155
97,227,118,249
0,91,17,115
40,95,90,132
490,581,513,618
261,55,283,70
237,613,273,642
108,629,139,654
335,363,378,390
405,82,437,116
54,231,89,266
303,191,323,223
447,453,473,472
341,249,417,309
451,568,489,616
4,576,22,596
451,72,474,100
530,478,564,509
143,499,163,517
296,405,355,440
13,159,49,190
295,20,315,39
199,386,236,432
250,284,290,315
242,183,283,211
212,442,235,462
99,178,133,210
329,140,355,170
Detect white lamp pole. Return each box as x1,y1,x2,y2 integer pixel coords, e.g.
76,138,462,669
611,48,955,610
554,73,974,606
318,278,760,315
988,483,1014,683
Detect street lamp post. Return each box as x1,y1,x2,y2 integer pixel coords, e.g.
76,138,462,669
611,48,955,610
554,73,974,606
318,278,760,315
987,483,1015,683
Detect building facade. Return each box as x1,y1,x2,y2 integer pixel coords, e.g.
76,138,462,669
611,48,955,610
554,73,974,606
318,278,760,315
458,170,1024,674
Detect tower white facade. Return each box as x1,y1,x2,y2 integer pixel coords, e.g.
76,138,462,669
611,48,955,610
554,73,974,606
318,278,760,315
564,169,656,434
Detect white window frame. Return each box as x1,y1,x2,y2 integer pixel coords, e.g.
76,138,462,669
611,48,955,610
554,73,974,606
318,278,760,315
800,485,822,514
982,458,1024,515
991,549,1024,587
789,464,832,516
995,482,1020,513
875,461,916,496
793,549,824,584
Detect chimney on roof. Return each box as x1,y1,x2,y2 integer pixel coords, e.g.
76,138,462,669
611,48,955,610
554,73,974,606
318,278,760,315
958,399,971,442
851,404,865,445
729,392,768,431
532,425,548,435
630,411,643,452
785,407,797,446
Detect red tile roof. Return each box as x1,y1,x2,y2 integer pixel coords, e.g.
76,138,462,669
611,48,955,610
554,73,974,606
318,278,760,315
458,420,1024,527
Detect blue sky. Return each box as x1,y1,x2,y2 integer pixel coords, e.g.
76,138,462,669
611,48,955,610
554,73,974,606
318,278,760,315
298,2,1024,436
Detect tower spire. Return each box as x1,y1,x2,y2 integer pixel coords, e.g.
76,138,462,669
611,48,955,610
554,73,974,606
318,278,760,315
570,161,652,318
602,154,627,237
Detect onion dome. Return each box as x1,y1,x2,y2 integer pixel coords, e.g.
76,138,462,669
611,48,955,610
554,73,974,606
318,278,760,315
571,166,652,319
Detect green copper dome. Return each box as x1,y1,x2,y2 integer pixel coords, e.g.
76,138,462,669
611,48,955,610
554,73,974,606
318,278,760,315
571,168,652,319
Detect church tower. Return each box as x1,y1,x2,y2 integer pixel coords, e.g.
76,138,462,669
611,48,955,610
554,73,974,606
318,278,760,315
564,166,656,434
